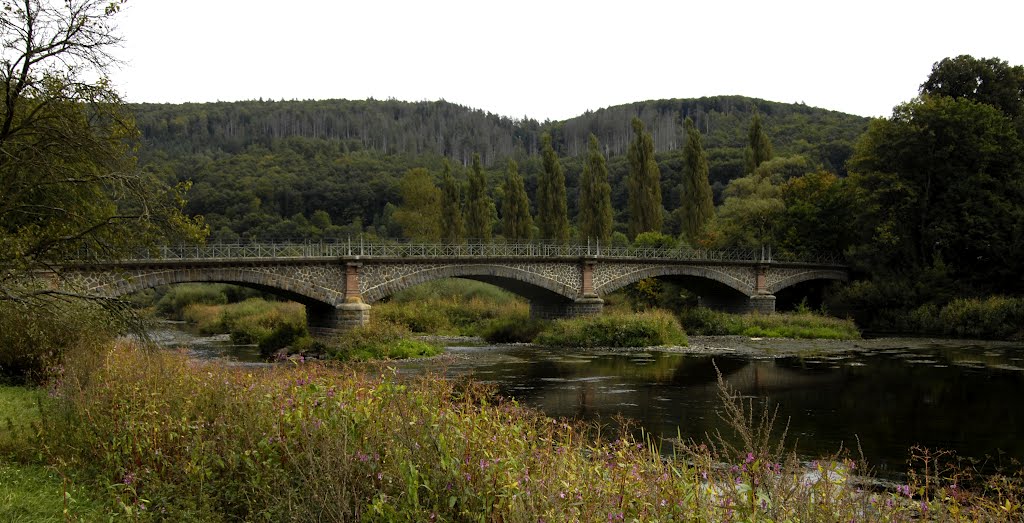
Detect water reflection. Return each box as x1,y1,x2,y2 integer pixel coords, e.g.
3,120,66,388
399,341,1024,476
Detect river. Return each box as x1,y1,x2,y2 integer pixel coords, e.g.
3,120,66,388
155,323,1024,478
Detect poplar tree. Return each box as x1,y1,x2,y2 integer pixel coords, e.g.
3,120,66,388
465,153,492,241
579,134,613,245
679,118,715,244
627,117,663,237
745,112,774,174
501,160,533,241
439,160,464,243
537,133,570,243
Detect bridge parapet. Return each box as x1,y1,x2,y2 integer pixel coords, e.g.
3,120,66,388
81,241,846,267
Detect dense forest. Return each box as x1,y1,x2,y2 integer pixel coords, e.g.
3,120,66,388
130,55,1024,333
133,95,868,241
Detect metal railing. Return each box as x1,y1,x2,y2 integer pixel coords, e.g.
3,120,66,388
96,239,846,266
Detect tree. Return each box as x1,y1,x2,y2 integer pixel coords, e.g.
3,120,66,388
715,174,784,251
920,55,1024,131
627,117,663,237
578,134,613,245
678,118,714,245
501,160,533,241
847,94,1024,295
439,160,464,243
1,0,205,305
537,133,569,243
393,168,441,241
465,153,492,240
745,112,773,174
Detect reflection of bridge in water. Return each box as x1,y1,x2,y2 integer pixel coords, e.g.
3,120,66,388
65,241,848,337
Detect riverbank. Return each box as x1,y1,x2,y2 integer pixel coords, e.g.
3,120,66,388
7,342,1019,521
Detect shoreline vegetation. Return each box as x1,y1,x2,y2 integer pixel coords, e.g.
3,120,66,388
147,282,1024,364
2,344,1021,521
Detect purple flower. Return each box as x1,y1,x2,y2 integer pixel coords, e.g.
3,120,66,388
745,452,755,464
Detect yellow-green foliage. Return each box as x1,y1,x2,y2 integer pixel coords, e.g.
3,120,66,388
535,309,688,348
374,278,528,335
182,298,306,344
36,343,1016,522
0,300,120,384
327,320,442,361
932,297,1023,340
680,307,861,340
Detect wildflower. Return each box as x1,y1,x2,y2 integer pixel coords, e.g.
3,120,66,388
745,452,755,464
123,471,136,486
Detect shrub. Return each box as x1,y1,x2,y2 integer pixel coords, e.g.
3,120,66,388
937,296,1024,340
375,283,528,336
535,310,687,348
154,284,228,318
0,300,120,384
181,298,307,348
679,307,860,340
479,313,548,343
327,320,441,361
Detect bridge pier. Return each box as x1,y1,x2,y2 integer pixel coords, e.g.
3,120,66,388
306,302,371,339
529,297,604,319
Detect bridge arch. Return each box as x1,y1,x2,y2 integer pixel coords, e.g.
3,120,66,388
767,268,848,295
82,265,345,308
595,264,755,298
360,263,579,304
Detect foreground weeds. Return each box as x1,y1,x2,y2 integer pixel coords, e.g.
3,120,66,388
33,343,1022,521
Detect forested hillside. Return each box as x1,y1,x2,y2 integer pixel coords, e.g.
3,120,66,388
133,96,868,240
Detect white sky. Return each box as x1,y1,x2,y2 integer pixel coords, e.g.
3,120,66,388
110,0,1024,122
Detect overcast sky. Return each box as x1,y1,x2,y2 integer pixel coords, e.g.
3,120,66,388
109,0,1023,122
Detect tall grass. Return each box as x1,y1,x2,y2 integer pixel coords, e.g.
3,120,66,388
181,298,308,353
34,343,1021,521
375,279,528,335
680,307,861,339
326,320,442,361
535,309,688,348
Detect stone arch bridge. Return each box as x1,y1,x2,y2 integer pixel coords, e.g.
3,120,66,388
64,242,848,338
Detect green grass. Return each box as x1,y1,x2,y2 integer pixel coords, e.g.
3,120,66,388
680,307,861,340
0,387,107,521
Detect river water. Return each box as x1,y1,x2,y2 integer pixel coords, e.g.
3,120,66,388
156,324,1024,478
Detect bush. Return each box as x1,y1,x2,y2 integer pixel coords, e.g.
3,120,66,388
535,310,687,348
0,300,120,384
375,281,529,336
327,320,441,361
181,298,308,347
155,284,228,318
479,313,548,343
679,307,860,339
